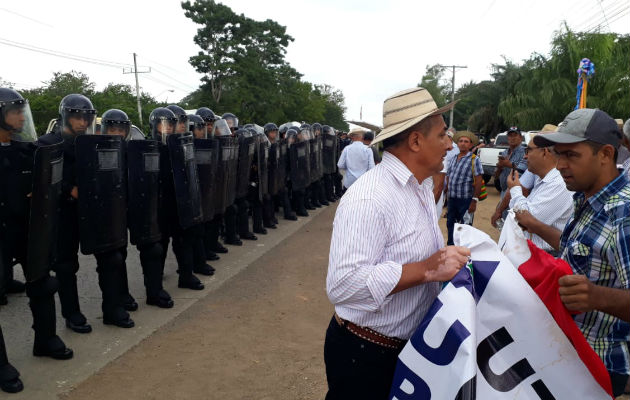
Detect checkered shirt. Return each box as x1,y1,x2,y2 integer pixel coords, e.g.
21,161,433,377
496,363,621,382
559,172,630,375
498,146,527,191
446,152,482,199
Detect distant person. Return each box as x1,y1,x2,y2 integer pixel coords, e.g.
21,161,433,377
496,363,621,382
337,128,375,189
495,126,527,196
362,130,381,164
445,131,483,245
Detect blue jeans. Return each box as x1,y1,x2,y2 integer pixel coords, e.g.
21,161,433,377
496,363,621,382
447,197,472,245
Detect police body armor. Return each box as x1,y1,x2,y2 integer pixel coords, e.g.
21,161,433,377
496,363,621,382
235,135,256,199
75,134,127,255
289,141,310,191
166,133,203,229
322,134,337,174
127,139,162,246
267,142,280,196
193,137,219,222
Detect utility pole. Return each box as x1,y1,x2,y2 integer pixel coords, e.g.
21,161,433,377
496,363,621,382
436,64,467,129
123,53,151,128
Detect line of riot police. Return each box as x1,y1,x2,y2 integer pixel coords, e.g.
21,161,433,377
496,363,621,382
0,87,346,393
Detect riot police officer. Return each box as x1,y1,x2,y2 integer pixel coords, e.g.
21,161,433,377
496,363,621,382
39,93,96,333
195,108,227,258
166,104,189,134
150,108,205,290
321,125,339,202
244,124,270,234
309,122,329,207
286,128,310,217
0,88,73,365
103,109,173,309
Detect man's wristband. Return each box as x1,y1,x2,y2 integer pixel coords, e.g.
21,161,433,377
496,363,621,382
472,197,479,202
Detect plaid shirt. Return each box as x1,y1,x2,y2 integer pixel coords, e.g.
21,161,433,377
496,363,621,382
498,146,527,191
446,152,482,199
559,172,630,375
623,158,630,178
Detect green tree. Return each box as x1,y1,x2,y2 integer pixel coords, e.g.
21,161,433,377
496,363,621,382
417,64,449,107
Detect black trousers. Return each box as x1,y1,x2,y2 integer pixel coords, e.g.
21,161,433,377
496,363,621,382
324,316,402,400
609,371,629,397
204,216,222,253
95,247,129,320
0,326,19,384
137,241,165,299
53,202,83,321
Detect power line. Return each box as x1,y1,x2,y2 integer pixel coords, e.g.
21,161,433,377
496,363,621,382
0,37,132,69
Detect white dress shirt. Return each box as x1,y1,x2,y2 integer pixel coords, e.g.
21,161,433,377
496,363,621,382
337,141,375,188
327,152,443,339
509,168,573,251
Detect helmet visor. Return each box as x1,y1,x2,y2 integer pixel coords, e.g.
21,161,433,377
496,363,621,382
101,120,131,138
212,119,232,137
61,108,97,135
2,99,37,142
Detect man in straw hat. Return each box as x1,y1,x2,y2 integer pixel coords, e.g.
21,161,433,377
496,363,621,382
325,87,471,398
515,108,630,397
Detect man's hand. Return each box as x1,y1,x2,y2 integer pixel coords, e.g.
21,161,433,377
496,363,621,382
496,158,512,168
424,246,471,282
514,209,538,232
506,169,520,189
491,210,502,228
468,200,477,213
559,275,599,313
70,186,78,199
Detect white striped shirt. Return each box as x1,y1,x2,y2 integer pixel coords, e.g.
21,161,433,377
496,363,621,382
326,151,443,339
509,168,574,251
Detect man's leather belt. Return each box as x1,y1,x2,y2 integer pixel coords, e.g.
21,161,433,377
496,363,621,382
334,313,405,350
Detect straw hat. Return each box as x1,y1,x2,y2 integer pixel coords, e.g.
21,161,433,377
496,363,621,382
348,127,366,138
372,87,456,145
452,130,479,146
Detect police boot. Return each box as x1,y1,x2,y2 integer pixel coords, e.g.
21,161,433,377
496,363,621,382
207,217,228,253
0,328,23,393
119,262,138,312
147,289,174,309
57,268,91,334
317,181,329,206
174,231,205,290
223,205,242,245
96,251,134,329
253,202,267,234
27,277,73,360
192,233,215,276
237,199,257,240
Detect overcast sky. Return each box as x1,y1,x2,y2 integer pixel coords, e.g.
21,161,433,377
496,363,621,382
1,0,628,127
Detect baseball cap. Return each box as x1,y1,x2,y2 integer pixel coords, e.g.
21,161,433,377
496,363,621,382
534,108,621,148
507,126,521,135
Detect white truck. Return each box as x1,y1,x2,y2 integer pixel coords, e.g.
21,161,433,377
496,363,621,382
476,131,532,187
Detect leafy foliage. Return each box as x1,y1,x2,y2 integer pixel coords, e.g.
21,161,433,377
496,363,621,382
181,0,348,130
418,26,630,137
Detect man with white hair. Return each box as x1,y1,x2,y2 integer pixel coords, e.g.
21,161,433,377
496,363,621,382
336,128,375,189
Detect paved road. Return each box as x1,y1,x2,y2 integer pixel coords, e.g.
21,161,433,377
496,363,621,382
1,205,328,399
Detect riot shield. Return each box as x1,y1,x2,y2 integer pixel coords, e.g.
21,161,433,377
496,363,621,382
308,138,322,183
235,135,256,199
75,135,128,255
267,142,279,196
166,133,203,229
194,138,219,222
254,138,269,202
26,142,64,282
315,136,323,180
277,139,288,191
127,140,161,246
322,134,337,174
289,141,310,191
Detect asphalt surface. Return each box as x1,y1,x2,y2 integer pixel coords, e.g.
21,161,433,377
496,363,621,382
1,204,328,400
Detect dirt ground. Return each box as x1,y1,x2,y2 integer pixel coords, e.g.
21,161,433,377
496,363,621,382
59,187,506,400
